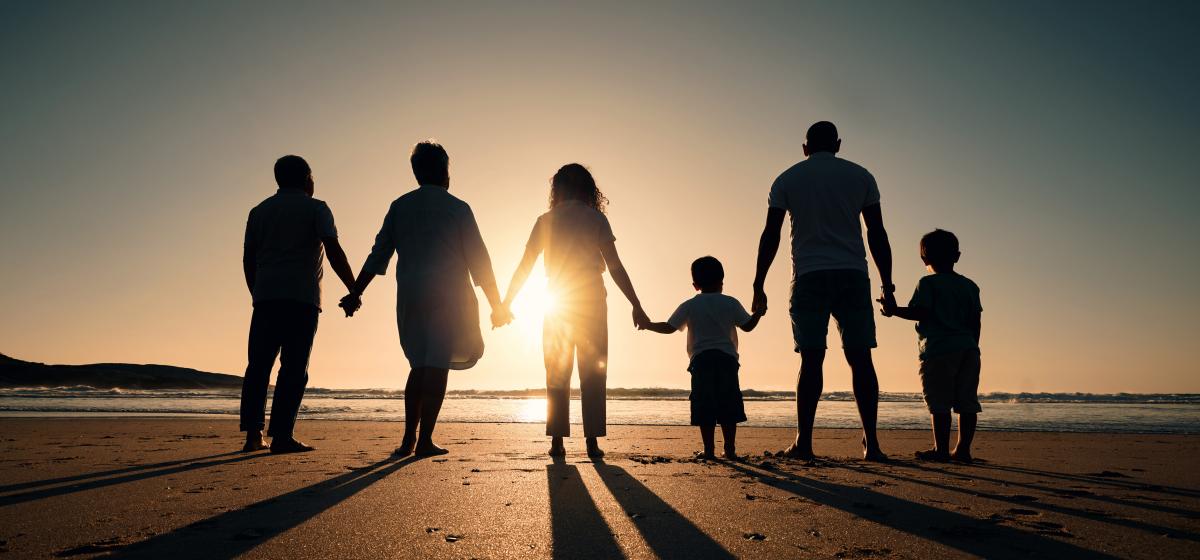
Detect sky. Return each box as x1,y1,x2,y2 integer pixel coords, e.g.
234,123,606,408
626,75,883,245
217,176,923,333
2,1,1198,393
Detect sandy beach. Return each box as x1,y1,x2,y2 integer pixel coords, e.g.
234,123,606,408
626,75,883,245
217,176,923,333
0,418,1196,559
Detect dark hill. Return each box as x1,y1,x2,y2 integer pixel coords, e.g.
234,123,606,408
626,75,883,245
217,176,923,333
0,353,243,390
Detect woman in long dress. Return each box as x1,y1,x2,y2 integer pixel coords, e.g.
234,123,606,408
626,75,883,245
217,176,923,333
343,141,509,457
503,164,648,457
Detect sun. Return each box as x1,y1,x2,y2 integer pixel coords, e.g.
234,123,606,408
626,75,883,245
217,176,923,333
510,274,557,334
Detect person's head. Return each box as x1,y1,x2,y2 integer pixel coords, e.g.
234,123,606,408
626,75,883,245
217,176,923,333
549,163,608,213
411,140,450,188
691,256,724,293
274,155,313,196
802,121,841,156
920,229,961,271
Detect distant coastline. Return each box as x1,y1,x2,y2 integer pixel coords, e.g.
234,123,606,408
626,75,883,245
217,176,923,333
0,353,242,390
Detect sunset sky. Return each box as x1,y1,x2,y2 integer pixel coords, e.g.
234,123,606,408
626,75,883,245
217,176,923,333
2,1,1197,393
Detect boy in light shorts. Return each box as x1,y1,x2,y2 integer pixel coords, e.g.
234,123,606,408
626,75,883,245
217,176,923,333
643,257,763,459
882,229,982,463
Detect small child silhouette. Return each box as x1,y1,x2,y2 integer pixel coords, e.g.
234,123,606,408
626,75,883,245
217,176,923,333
642,256,763,460
881,229,982,463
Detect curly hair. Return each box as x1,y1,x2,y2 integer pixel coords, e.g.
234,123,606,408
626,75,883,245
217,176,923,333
549,163,608,213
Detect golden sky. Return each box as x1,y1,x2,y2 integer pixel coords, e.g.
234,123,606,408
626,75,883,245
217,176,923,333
1,2,1197,392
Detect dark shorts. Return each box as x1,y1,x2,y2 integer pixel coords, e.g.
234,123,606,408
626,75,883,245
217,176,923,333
919,348,983,414
789,269,877,351
688,350,747,426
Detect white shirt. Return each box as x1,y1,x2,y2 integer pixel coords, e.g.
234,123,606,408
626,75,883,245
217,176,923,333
767,152,881,278
244,189,338,309
525,200,616,299
362,185,498,370
667,293,752,360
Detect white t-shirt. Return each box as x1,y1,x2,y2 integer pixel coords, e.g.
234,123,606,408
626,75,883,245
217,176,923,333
767,152,881,278
667,293,752,360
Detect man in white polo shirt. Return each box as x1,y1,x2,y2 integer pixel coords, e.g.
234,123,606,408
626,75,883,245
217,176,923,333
241,155,357,453
752,121,895,461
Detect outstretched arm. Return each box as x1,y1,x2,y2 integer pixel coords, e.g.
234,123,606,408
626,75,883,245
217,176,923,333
643,321,677,335
600,240,649,328
862,204,895,308
752,208,786,314
502,243,540,308
739,311,765,332
322,237,356,293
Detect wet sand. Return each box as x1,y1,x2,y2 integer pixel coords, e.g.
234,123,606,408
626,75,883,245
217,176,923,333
0,418,1196,559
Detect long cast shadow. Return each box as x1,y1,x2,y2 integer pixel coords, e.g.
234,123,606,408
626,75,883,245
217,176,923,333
833,460,1200,541
0,452,265,507
0,451,242,494
547,461,625,560
971,462,1200,499
107,455,419,559
592,459,735,560
725,461,1118,560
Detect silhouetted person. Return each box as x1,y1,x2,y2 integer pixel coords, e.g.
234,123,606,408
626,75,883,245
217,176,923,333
339,141,509,458
881,229,982,463
241,155,357,453
503,164,649,458
642,256,763,459
752,121,894,461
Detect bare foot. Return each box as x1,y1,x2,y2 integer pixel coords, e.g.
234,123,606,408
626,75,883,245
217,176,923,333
722,452,743,462
242,432,268,453
585,438,604,458
393,436,416,457
950,450,974,464
914,448,950,462
862,436,888,462
695,450,716,460
414,443,449,457
269,438,315,454
780,444,816,460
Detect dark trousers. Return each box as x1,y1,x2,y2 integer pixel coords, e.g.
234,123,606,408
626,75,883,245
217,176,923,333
239,300,318,439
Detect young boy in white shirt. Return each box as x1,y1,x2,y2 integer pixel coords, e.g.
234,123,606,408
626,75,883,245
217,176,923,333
643,256,763,459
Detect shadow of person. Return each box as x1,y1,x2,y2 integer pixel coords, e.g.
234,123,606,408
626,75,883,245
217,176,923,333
106,455,420,559
591,459,735,560
547,461,624,560
724,461,1119,559
0,452,264,507
0,451,243,494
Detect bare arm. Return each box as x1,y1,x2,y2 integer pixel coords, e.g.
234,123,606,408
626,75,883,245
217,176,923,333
643,321,677,335
970,310,981,343
738,311,765,332
862,203,895,307
600,239,649,327
752,207,787,314
502,243,540,308
242,243,256,295
322,237,356,293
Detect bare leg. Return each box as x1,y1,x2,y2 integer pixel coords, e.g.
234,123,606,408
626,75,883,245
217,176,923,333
952,413,977,462
916,412,952,462
699,424,716,458
784,348,824,459
395,369,421,456
414,368,449,456
845,349,885,461
243,429,268,452
720,423,738,460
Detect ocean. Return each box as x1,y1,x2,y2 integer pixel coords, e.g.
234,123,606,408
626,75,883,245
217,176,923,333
0,387,1196,434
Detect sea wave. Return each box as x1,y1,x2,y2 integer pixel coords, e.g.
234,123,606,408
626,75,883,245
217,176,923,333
0,386,1196,404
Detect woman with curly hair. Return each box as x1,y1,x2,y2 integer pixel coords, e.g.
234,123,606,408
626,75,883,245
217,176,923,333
502,163,648,457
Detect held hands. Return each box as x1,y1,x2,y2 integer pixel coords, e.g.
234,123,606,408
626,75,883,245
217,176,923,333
490,302,514,329
339,293,362,317
752,287,768,316
877,287,898,317
632,306,651,330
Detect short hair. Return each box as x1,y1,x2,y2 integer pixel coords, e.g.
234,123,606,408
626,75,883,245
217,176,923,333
411,141,449,186
274,155,311,190
805,121,839,152
691,256,724,288
920,229,960,264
